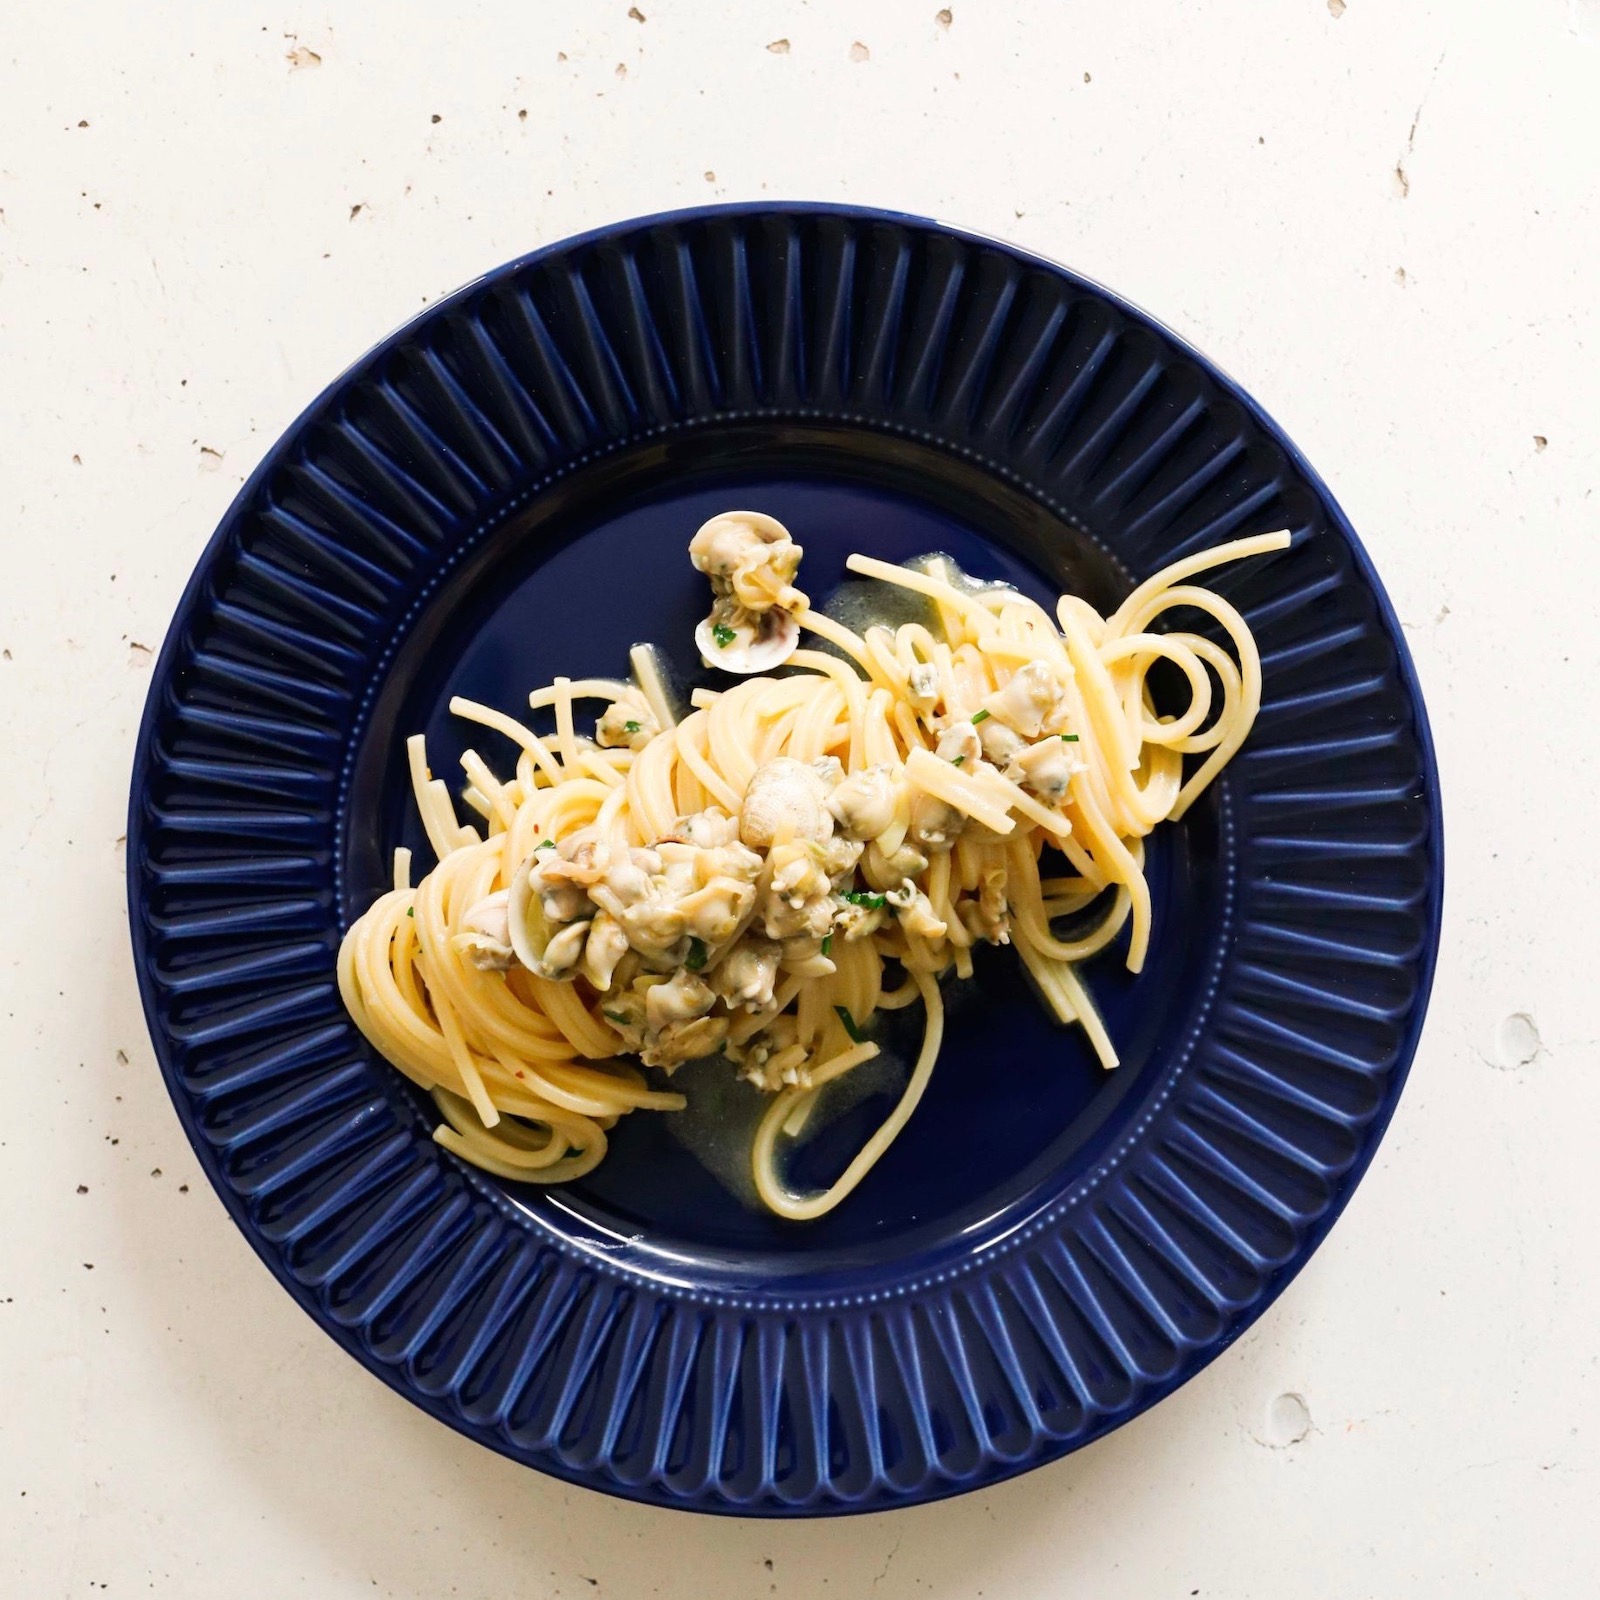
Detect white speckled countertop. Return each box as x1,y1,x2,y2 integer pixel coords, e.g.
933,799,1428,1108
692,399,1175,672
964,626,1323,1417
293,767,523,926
2,2,1595,1594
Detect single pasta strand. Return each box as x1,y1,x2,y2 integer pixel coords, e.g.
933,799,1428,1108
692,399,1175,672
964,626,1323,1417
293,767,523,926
630,644,678,730
752,968,943,1221
526,677,638,711
796,613,894,689
406,735,461,862
449,696,565,785
460,749,515,832
1049,958,1118,1069
844,553,994,632
865,627,906,693
551,677,580,770
1106,530,1291,640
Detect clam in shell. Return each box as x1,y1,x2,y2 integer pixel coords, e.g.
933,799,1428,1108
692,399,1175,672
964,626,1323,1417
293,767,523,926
694,605,799,674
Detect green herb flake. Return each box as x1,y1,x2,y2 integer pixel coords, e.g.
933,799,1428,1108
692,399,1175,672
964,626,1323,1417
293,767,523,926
684,936,708,971
842,890,886,909
711,623,737,648
603,1009,631,1025
820,933,833,957
406,907,414,917
970,708,990,724
1060,733,1080,742
834,1005,866,1044
623,719,641,734
535,838,556,851
951,755,965,767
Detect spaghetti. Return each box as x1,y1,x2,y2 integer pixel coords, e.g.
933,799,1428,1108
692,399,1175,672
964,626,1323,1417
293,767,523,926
336,516,1289,1220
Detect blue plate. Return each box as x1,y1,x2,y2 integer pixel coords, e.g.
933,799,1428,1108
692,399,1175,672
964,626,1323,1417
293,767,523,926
128,203,1441,1515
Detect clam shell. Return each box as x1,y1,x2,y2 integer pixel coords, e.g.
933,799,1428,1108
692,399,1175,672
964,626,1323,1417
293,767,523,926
506,854,550,973
695,607,799,674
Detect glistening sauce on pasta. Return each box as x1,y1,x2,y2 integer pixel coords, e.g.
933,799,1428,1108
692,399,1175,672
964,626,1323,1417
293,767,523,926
337,513,1290,1221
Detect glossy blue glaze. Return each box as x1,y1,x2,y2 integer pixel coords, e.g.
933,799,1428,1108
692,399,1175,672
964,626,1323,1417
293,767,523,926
128,204,1442,1514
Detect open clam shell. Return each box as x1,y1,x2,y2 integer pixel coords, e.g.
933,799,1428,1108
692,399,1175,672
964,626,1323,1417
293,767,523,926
695,606,799,674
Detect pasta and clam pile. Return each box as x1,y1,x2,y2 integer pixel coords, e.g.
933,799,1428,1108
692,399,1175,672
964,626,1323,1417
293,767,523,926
337,512,1288,1220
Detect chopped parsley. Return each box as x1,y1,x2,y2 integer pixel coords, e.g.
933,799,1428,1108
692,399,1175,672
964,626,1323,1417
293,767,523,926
820,933,833,957
623,719,641,734
603,1009,631,1025
684,936,708,971
841,890,886,909
951,755,965,767
535,838,556,851
834,1005,866,1044
1060,733,1080,742
711,622,737,648
406,907,414,917
970,708,990,724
